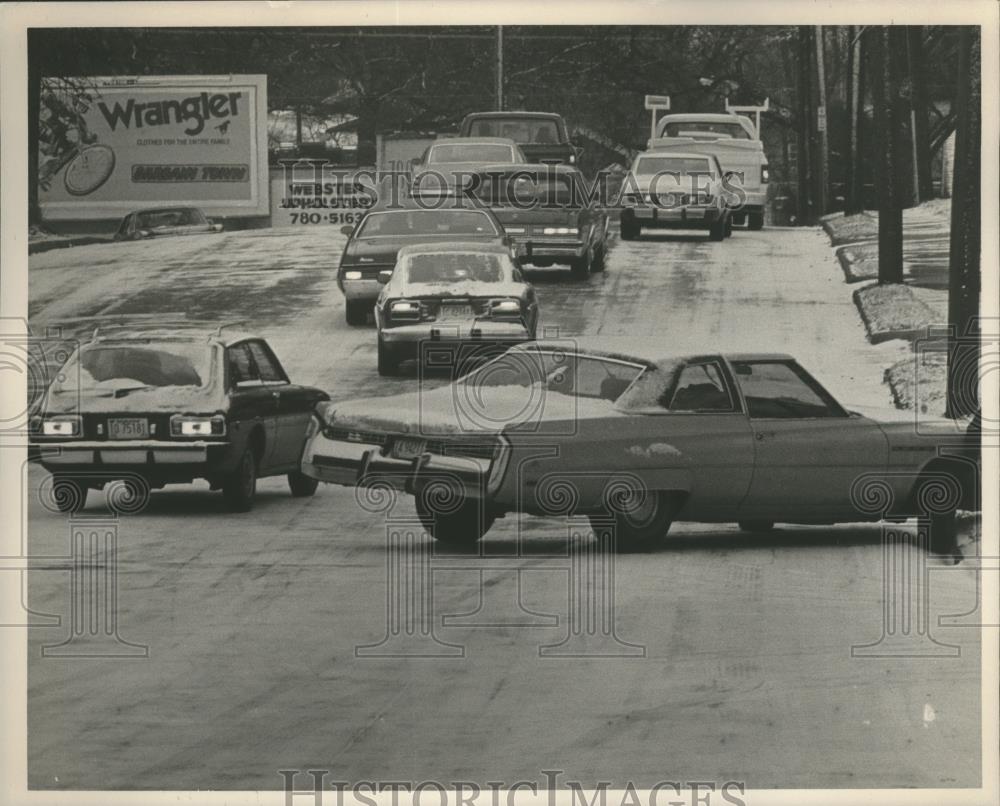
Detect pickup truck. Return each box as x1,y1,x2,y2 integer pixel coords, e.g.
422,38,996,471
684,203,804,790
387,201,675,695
459,111,578,165
650,113,769,230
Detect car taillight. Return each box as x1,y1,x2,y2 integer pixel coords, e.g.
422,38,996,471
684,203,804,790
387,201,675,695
170,414,226,437
389,299,422,321
489,298,522,318
761,166,770,184
41,415,82,437
541,226,578,235
344,270,363,280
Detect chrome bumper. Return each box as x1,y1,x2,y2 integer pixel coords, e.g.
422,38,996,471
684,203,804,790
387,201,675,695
628,206,720,223
340,278,382,301
380,320,532,348
513,237,587,259
32,440,219,466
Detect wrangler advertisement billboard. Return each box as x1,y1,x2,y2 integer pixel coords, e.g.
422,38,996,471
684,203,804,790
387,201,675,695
39,74,268,220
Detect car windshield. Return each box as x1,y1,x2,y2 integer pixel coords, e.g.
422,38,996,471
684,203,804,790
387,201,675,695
634,156,712,175
470,172,576,206
135,208,207,228
404,252,508,284
468,118,561,145
460,349,646,402
429,143,515,163
660,121,752,140
53,342,213,394
356,210,499,238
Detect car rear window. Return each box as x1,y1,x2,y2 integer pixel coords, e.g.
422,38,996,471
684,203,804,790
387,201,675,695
470,172,576,205
135,209,207,228
468,118,561,145
634,156,712,175
660,121,752,140
356,210,499,238
429,143,515,163
59,343,212,392
404,253,506,284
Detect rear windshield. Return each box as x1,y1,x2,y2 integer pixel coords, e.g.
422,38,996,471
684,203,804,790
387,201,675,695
468,118,561,145
660,121,752,140
470,172,576,205
356,210,499,238
404,252,507,284
136,208,207,228
634,156,712,175
429,143,515,163
57,343,213,393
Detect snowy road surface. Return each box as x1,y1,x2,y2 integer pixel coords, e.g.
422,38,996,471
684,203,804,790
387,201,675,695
25,224,981,790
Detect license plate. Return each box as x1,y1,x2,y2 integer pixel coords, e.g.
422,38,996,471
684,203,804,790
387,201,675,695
392,436,426,460
438,304,473,321
108,417,149,439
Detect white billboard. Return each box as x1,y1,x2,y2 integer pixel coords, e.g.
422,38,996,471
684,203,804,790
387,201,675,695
39,74,269,220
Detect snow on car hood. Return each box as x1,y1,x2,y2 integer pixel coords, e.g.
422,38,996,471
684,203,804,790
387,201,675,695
317,383,620,437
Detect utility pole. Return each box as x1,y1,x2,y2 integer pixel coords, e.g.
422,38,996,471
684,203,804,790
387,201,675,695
906,26,934,203
845,26,866,215
870,26,905,284
814,26,829,216
496,25,504,111
796,26,812,224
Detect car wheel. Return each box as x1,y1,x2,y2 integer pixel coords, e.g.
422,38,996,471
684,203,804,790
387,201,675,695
589,489,676,553
724,215,734,237
50,475,87,513
415,496,494,546
748,211,765,231
920,511,960,557
709,219,726,241
732,212,747,227
570,247,592,279
591,242,607,272
345,300,368,326
377,335,399,376
288,470,319,497
222,448,257,512
619,219,639,241
738,520,774,533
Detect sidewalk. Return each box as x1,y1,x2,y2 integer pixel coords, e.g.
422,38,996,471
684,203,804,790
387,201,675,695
821,199,952,416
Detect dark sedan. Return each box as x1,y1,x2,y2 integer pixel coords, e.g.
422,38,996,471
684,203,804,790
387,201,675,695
113,207,223,241
337,205,519,326
30,327,329,512
467,164,610,277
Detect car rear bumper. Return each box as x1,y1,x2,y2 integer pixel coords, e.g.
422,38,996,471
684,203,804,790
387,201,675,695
623,206,722,226
341,278,382,302
512,237,587,262
301,434,495,500
32,439,235,480
380,320,532,352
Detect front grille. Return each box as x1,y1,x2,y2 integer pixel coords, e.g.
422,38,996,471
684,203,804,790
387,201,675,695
322,426,389,446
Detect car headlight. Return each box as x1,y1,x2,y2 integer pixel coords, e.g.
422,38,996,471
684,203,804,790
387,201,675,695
389,300,421,320
541,227,578,235
170,414,226,437
344,270,363,280
41,416,81,437
568,154,576,164
504,227,526,234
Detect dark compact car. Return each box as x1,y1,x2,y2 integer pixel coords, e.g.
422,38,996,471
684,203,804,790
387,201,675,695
466,164,610,277
374,242,539,375
113,207,223,241
460,111,578,165
337,204,521,326
31,328,329,512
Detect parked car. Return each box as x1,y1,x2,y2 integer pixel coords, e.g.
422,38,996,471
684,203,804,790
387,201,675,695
412,137,525,175
113,207,223,241
619,151,733,241
374,242,539,376
459,111,578,165
31,327,329,512
301,340,978,552
465,164,610,277
651,113,769,230
337,204,521,326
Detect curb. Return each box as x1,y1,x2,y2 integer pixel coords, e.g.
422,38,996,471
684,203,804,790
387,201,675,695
852,283,939,344
836,247,868,284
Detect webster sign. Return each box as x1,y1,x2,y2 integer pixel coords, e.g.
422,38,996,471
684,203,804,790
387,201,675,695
39,75,268,220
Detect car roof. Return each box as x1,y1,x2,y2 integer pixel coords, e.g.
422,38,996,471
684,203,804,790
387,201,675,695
513,338,794,368
464,111,562,120
635,151,713,162
82,328,259,349
432,137,519,147
396,242,512,256
467,162,581,175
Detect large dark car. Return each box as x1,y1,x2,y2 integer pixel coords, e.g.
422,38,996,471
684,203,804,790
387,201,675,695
459,112,578,165
466,164,610,277
113,207,223,241
30,327,329,512
337,204,520,326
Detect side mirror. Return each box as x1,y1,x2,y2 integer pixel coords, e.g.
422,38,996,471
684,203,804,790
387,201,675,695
377,270,393,284
340,225,354,236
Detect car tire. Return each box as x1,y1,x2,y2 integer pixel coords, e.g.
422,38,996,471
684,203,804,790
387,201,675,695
724,215,734,237
619,218,639,241
50,475,87,513
732,212,747,227
570,247,592,279
288,470,319,497
415,496,494,546
345,300,368,326
709,219,726,241
748,211,765,231
738,520,774,533
589,489,676,553
591,242,607,273
222,448,257,512
377,336,399,376
920,511,960,557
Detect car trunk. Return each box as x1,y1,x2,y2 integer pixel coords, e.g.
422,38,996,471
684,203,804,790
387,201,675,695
648,137,766,190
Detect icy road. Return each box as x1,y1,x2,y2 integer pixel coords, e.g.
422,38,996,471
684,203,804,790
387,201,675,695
25,224,981,790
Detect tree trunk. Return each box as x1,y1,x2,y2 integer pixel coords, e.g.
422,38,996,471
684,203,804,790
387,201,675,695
355,96,380,168
845,26,866,215
796,26,813,224
870,26,905,284
945,28,981,419
906,27,934,202
28,31,42,228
